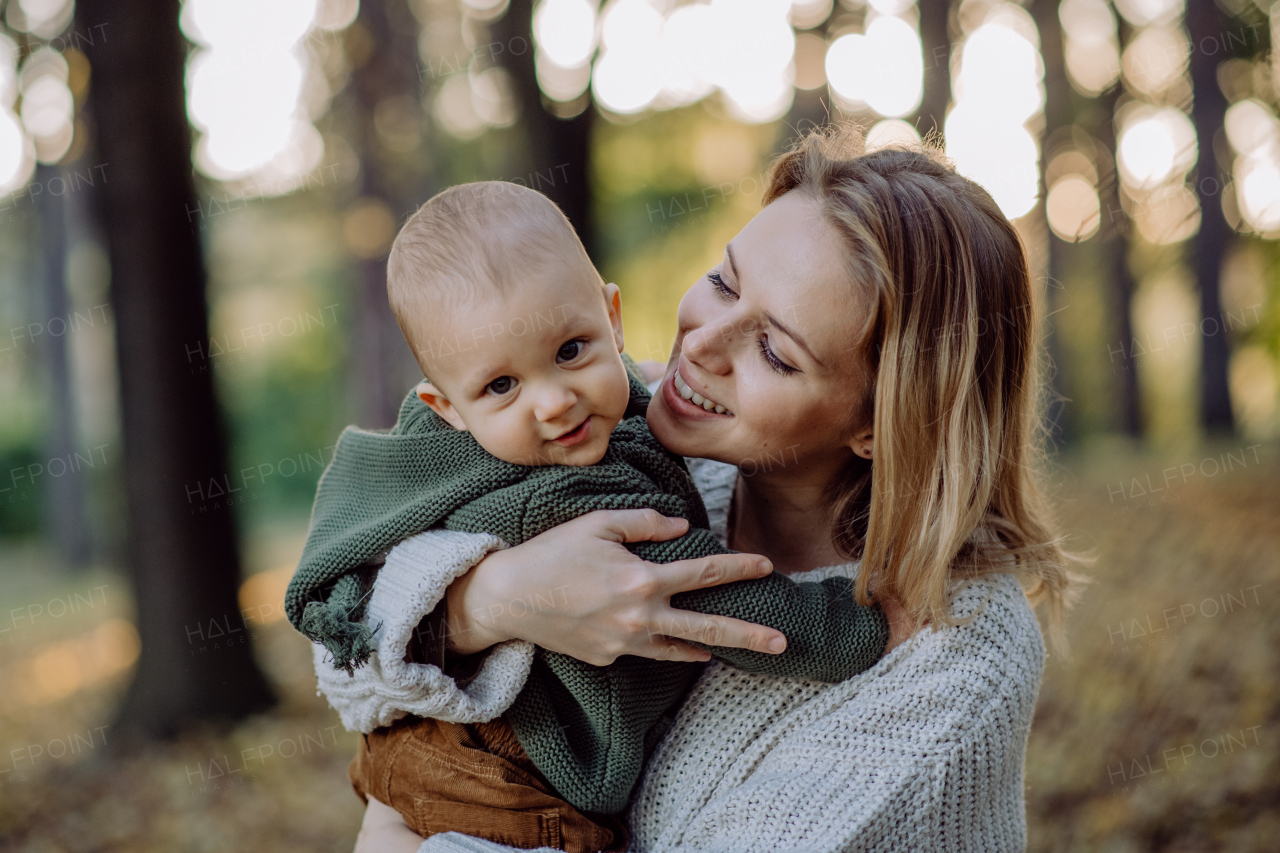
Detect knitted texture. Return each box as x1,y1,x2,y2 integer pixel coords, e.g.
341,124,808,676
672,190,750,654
290,371,888,815
310,530,530,732
286,364,676,670
325,460,1046,852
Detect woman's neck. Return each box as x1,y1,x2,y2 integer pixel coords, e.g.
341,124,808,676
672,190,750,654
727,465,846,575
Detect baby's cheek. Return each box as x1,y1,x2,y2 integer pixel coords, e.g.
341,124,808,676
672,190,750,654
474,422,531,466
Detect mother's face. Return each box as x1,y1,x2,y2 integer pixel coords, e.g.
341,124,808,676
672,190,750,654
647,191,872,478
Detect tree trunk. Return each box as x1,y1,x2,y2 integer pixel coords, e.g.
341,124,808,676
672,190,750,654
916,0,952,142
782,14,834,149
491,0,595,258
1095,83,1144,438
35,163,92,566
1186,0,1235,435
79,0,274,737
1030,0,1074,447
347,0,432,428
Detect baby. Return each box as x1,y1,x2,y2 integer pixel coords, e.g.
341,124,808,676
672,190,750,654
285,182,888,852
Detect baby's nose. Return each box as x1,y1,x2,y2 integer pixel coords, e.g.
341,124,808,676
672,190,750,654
534,384,577,422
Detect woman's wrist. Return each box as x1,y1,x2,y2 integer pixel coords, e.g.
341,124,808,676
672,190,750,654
444,549,516,655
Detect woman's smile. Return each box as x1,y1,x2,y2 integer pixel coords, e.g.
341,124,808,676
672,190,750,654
661,365,732,421
673,367,732,414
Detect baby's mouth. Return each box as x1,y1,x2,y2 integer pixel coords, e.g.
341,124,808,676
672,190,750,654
552,418,592,447
674,372,731,414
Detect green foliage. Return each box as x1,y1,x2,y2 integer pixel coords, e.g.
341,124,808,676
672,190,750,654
0,442,42,537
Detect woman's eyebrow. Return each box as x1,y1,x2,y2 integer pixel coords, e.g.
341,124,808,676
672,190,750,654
726,243,823,367
768,311,822,367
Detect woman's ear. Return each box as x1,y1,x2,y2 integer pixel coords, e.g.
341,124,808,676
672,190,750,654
417,380,468,431
848,428,873,460
604,282,624,353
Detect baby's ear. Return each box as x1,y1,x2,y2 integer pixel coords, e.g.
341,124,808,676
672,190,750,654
417,381,468,431
604,282,624,352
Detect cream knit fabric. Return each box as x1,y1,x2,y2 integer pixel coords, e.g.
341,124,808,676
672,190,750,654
314,459,1046,852
310,529,531,731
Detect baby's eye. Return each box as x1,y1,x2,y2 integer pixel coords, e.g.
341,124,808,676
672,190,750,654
486,376,516,396
556,340,584,363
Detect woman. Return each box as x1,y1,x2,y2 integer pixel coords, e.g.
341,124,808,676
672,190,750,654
327,125,1077,852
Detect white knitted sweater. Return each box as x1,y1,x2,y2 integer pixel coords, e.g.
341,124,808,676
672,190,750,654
313,459,1046,853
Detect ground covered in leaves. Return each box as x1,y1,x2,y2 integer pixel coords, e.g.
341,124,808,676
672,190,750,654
1025,440,1280,851
1,441,1277,852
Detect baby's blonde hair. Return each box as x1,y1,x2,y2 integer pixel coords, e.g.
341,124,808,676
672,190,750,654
765,125,1084,651
387,181,599,373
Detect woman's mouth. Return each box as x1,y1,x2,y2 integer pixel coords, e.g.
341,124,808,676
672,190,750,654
664,369,733,418
552,418,592,446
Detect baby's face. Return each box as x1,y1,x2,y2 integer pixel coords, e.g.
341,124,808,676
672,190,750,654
415,269,631,467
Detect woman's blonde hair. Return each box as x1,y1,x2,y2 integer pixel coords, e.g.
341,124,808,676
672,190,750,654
764,124,1083,650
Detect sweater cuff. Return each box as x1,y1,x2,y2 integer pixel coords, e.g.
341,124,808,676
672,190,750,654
364,529,506,674
406,592,485,688
312,529,536,732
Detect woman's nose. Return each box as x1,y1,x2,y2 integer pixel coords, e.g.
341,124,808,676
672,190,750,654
533,383,577,422
682,324,731,375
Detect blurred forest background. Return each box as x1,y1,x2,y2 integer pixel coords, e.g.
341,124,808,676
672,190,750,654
0,0,1277,850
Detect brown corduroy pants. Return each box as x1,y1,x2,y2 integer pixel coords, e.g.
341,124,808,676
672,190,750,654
349,714,628,852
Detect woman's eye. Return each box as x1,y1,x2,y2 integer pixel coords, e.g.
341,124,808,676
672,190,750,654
758,337,798,376
708,271,737,299
556,340,584,363
486,376,516,395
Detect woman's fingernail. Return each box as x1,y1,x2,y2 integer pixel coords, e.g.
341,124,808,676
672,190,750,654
767,637,785,653
758,559,773,573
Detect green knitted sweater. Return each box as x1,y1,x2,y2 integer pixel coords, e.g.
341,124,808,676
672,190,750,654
285,364,888,815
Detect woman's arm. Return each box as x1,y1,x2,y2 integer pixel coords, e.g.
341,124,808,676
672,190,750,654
444,509,787,665
314,510,786,731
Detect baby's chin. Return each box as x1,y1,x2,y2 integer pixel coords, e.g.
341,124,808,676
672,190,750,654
498,420,618,467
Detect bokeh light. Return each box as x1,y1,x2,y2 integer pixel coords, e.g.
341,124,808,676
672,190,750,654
701,0,795,124
535,0,599,68
9,0,74,40
0,33,35,192
790,0,832,30
945,5,1044,219
1226,99,1280,235
1112,0,1181,29
1121,24,1188,99
182,0,331,187
19,47,74,163
865,118,920,151
1059,0,1120,97
1047,175,1101,241
434,73,487,139
826,15,923,118
588,0,798,123
1131,181,1200,245
1117,105,1197,191
592,0,664,114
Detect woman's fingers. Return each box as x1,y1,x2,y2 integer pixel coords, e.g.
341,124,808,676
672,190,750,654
659,551,774,593
582,508,690,544
651,607,786,656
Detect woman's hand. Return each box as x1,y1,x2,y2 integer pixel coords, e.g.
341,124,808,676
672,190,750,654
444,509,786,666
